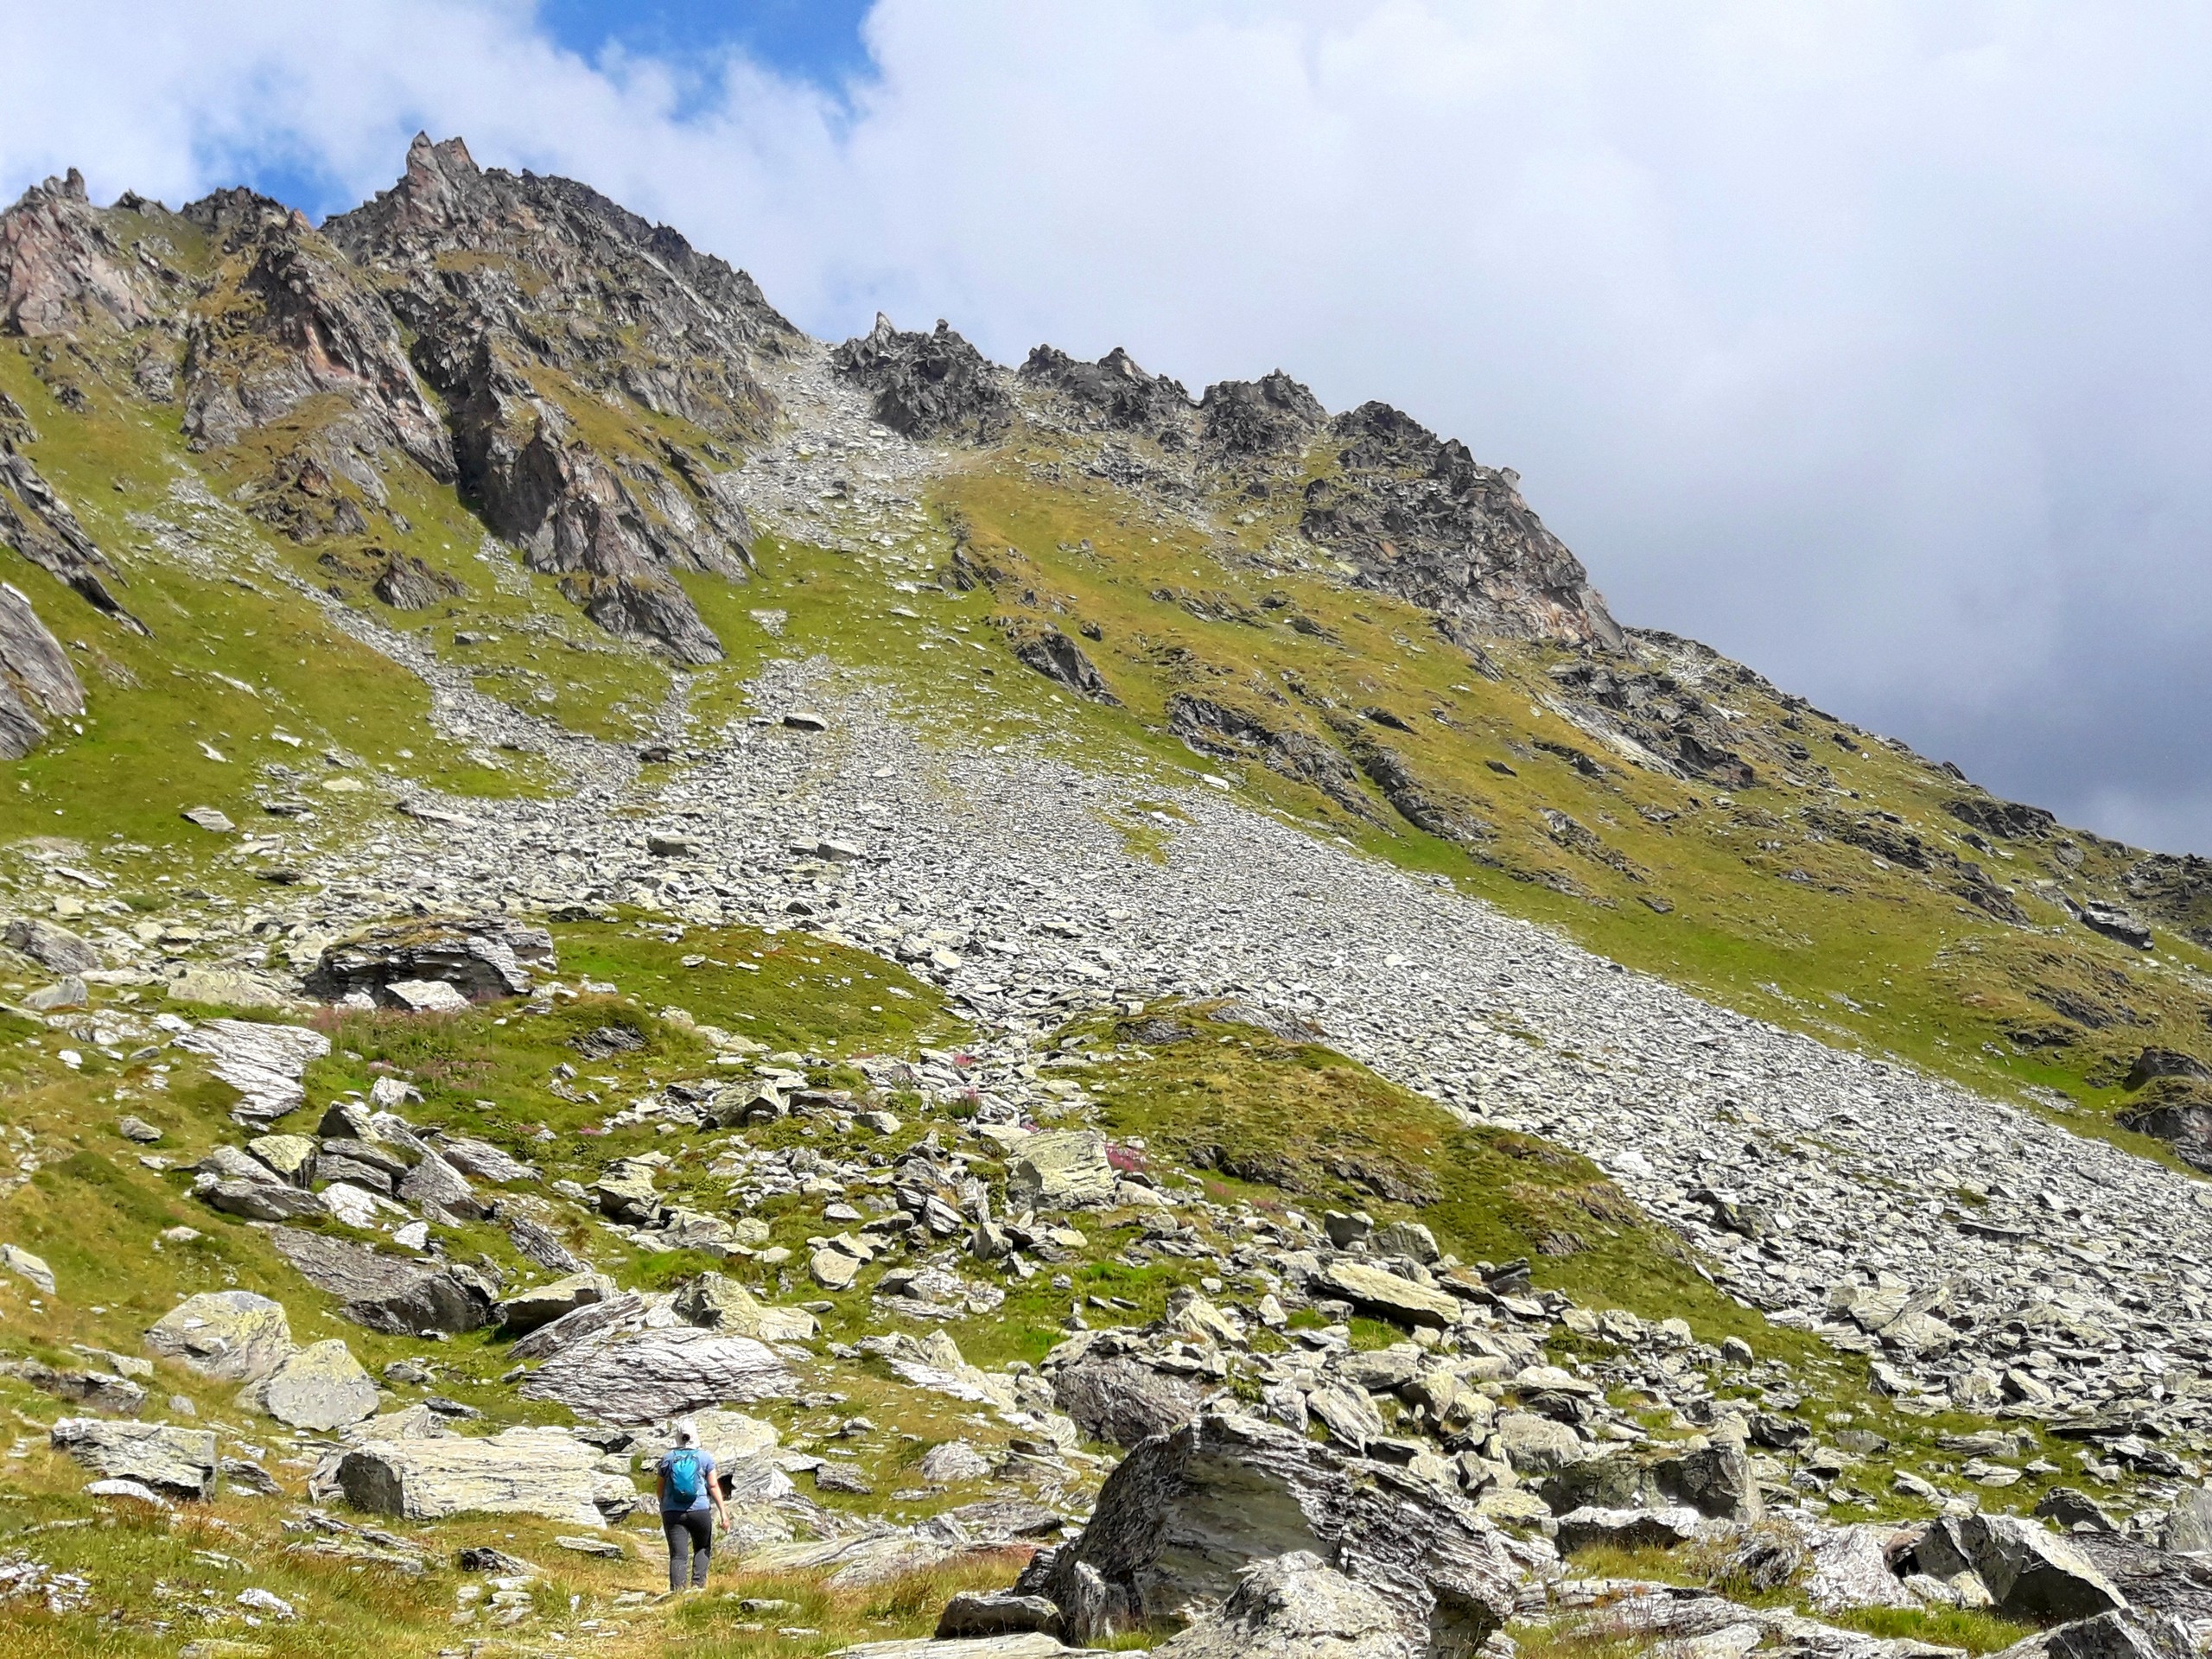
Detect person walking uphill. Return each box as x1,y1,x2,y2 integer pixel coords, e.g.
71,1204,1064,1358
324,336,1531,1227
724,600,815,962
656,1421,731,1594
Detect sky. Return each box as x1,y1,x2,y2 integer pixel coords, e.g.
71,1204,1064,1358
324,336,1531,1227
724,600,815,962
4,2,2212,854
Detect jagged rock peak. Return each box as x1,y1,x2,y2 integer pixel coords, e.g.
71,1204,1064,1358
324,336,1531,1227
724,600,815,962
1019,344,1192,435
1301,396,1624,651
1199,370,1326,456
1,168,158,338
325,133,796,362
831,313,1013,444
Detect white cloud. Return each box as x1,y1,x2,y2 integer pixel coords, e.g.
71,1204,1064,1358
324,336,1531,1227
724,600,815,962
8,2,2212,844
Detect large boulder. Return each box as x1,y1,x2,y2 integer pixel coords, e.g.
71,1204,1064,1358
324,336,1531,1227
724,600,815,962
935,1592,1065,1642
1539,1442,1761,1523
1149,1551,1414,1659
255,1338,379,1432
1993,1611,2192,1659
507,1290,644,1361
397,1149,486,1225
3,916,97,973
304,915,556,1004
1006,1131,1118,1211
1053,1357,1205,1449
517,1326,797,1421
671,1273,818,1341
1036,1408,1518,1651
51,1418,218,1499
271,1228,495,1334
1315,1262,1462,1330
203,1178,329,1223
334,1426,612,1528
498,1272,612,1334
171,1019,331,1125
145,1291,295,1382
1914,1514,2127,1624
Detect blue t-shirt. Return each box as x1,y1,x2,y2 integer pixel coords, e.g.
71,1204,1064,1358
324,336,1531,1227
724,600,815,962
657,1447,718,1514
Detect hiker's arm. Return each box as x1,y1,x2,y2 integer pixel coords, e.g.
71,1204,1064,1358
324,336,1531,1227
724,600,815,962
711,1471,730,1529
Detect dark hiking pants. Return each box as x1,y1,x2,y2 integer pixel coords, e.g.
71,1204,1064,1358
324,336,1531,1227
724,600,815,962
664,1509,712,1591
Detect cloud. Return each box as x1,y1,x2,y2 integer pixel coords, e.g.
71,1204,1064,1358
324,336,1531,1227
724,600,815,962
8,2,2212,849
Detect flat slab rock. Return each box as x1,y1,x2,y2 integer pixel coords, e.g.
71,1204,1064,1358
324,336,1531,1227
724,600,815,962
171,1019,330,1125
1314,1261,1462,1329
272,1228,494,1335
516,1325,798,1420
834,1637,1108,1659
334,1426,613,1529
51,1418,219,1499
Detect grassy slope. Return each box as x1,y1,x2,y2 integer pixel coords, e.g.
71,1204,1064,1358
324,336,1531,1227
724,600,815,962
911,457,2212,1154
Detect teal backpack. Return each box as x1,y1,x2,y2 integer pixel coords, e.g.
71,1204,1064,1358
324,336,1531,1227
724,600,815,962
665,1447,702,1506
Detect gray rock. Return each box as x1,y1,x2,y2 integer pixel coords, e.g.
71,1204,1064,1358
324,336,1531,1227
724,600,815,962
334,1426,610,1528
180,805,234,833
1148,1551,1414,1659
2160,1486,2212,1553
937,1592,1064,1642
1,1241,55,1294
303,914,556,1003
203,1178,329,1223
397,1149,486,1224
1915,1514,2127,1624
499,1272,611,1333
1039,1408,1517,1650
247,1134,318,1185
51,1418,218,1499
435,1135,537,1185
1494,1411,1586,1476
830,1637,1096,1658
506,1290,644,1362
591,1160,662,1224
517,1326,797,1420
145,1291,295,1382
271,1228,495,1334
830,314,1013,443
0,580,84,760
1314,1261,1461,1329
171,1019,331,1124
256,1338,379,1432
1803,1522,1920,1612
1006,626,1119,706
918,1441,994,1487
1052,1357,1204,1449
1554,1505,1704,1554
13,1360,145,1416
372,550,462,610
1006,1131,1118,1211
670,1273,817,1341
1993,1611,2190,1659
4,916,96,973
385,977,468,1012
118,1116,163,1144
1650,1442,1764,1523
1368,1221,1440,1265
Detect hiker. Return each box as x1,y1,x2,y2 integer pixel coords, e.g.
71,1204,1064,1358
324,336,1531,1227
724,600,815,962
656,1420,731,1593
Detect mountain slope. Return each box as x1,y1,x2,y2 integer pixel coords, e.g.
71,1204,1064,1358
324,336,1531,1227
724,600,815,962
2,135,2211,1659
